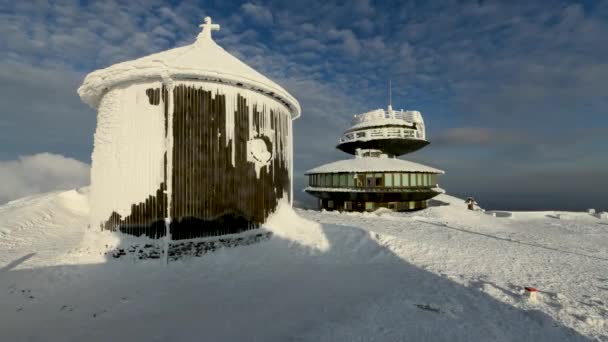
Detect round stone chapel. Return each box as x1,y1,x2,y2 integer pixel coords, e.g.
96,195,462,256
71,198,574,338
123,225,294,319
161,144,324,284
78,17,301,240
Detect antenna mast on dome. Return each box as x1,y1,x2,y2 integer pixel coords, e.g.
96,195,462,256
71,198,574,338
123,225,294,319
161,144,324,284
388,79,394,117
389,79,392,108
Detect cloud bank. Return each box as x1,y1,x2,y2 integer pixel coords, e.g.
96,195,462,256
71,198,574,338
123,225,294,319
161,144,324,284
0,153,90,204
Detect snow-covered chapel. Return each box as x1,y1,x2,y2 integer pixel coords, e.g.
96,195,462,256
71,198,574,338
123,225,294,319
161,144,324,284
78,17,301,240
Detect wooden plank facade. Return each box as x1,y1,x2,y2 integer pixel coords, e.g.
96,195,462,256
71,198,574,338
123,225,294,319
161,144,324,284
102,84,291,240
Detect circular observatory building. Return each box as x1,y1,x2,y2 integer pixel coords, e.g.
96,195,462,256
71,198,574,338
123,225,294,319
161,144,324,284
78,17,300,240
305,104,444,212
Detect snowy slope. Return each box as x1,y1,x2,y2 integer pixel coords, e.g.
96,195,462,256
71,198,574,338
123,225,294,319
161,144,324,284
0,190,606,341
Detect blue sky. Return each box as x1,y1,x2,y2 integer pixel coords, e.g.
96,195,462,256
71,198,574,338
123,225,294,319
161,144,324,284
1,0,607,210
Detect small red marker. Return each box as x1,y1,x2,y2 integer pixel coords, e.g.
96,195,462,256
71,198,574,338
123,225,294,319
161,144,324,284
524,287,538,302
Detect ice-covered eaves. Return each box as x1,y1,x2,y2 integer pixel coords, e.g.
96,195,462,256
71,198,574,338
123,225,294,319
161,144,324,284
77,29,301,119
304,157,444,174
303,186,444,193
345,118,417,132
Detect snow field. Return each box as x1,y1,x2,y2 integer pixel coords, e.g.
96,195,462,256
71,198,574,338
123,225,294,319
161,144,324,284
0,190,606,341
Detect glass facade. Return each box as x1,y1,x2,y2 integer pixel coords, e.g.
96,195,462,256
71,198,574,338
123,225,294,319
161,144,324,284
339,174,347,187
402,173,409,186
384,173,392,187
308,172,438,189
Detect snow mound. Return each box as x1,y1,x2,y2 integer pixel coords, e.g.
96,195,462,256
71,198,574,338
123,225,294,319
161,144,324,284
264,200,330,252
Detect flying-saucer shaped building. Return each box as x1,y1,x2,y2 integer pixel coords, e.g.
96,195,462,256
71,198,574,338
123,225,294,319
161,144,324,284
336,106,428,156
305,105,444,212
78,17,300,239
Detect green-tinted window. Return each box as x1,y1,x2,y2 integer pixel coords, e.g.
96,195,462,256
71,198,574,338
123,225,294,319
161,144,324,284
426,174,431,186
326,174,332,187
347,173,355,187
310,175,313,186
411,173,417,186
366,174,374,187
339,174,347,187
384,173,392,187
375,173,383,186
394,173,401,186
365,202,375,211
417,174,423,186
332,174,339,187
402,173,409,187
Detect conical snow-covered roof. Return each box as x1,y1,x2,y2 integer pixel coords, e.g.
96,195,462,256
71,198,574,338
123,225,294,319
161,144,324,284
78,17,301,118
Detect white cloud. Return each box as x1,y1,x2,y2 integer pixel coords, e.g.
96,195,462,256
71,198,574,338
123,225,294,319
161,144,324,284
241,3,274,26
0,153,90,204
328,28,361,57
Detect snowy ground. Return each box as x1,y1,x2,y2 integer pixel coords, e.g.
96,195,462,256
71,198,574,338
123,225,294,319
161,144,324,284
0,189,606,341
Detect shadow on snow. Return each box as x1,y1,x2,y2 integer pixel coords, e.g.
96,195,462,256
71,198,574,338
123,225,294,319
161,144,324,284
0,220,591,341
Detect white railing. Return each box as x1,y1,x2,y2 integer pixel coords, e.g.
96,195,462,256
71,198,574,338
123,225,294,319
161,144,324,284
338,127,423,143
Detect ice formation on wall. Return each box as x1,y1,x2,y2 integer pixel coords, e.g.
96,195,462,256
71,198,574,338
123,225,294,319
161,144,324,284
90,80,293,237
90,82,166,229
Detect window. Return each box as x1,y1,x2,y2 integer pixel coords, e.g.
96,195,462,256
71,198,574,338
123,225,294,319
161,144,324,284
325,174,332,187
340,174,347,187
309,175,313,186
366,174,374,187
328,200,334,209
365,202,375,211
357,174,365,187
344,201,353,210
348,173,355,187
356,132,366,138
402,173,409,187
417,174,422,186
332,174,339,187
425,174,431,186
384,173,393,187
411,173,417,186
394,173,401,186
375,173,383,186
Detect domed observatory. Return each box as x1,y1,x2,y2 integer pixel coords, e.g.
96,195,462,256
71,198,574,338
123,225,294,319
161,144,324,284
79,18,300,240
305,104,443,212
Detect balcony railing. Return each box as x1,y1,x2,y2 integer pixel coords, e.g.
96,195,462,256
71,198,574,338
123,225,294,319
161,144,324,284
338,127,423,143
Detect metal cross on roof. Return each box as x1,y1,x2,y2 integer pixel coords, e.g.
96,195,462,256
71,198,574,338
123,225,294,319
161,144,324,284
198,16,220,40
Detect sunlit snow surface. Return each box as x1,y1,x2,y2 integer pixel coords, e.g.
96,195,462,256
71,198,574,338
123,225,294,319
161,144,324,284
0,189,606,341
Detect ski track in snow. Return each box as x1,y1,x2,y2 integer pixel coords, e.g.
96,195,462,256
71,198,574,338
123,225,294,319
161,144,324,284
0,190,606,341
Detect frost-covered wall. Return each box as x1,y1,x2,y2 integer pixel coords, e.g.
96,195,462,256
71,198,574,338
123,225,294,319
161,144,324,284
91,80,293,240
91,82,167,232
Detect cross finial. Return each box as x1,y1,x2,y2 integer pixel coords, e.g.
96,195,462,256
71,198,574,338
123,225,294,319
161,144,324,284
198,16,220,41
